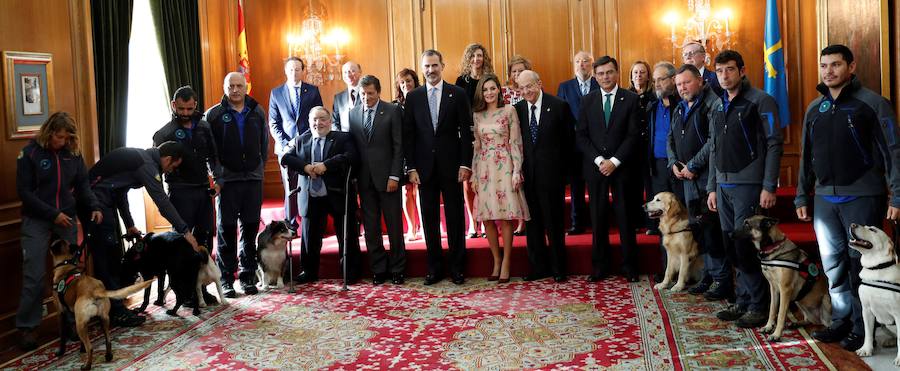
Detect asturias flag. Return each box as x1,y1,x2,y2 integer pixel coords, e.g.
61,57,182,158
764,0,790,127
238,0,252,95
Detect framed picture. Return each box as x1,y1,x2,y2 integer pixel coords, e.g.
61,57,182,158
817,0,890,97
3,51,54,139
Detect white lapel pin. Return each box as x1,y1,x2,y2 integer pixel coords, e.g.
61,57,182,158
449,93,453,98
619,97,624,101
546,107,550,112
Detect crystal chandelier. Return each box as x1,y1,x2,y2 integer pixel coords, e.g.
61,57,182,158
663,0,733,55
286,1,349,86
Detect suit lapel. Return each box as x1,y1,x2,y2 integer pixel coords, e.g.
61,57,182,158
372,102,387,143
322,133,334,160
281,85,296,122
608,89,626,130
437,82,451,130
536,98,551,144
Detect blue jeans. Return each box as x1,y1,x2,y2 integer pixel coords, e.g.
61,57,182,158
813,195,884,335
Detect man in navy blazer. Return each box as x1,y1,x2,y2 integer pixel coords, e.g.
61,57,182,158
268,57,324,229
682,42,723,96
557,51,599,235
280,106,360,283
403,49,474,285
576,56,642,282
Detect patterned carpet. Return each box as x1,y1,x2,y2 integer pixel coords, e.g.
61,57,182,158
2,277,846,370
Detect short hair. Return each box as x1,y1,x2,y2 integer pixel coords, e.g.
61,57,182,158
682,41,706,53
472,74,505,112
285,56,305,70
821,44,854,64
421,49,444,65
359,75,381,93
172,85,196,102
653,61,677,78
675,64,702,79
394,68,420,103
309,106,331,120
37,111,80,156
157,141,186,160
714,50,745,69
593,56,619,72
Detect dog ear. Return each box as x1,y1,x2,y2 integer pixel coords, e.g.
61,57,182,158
761,217,779,230
668,195,686,216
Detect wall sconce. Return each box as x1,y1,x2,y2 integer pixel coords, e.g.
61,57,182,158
664,0,734,59
286,1,350,86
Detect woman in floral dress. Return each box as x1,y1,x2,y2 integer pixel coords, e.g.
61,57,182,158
471,74,529,283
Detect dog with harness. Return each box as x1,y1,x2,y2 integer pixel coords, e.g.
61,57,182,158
848,223,900,365
48,237,154,370
734,215,831,342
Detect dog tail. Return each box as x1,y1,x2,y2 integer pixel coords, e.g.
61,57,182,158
102,278,156,300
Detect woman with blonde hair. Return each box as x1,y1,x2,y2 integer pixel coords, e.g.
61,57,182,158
455,43,495,239
15,112,102,350
502,55,532,106
471,74,529,283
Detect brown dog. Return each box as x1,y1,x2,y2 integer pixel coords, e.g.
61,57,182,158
643,192,703,291
48,238,154,370
734,215,831,342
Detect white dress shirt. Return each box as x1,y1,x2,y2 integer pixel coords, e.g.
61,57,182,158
526,91,544,125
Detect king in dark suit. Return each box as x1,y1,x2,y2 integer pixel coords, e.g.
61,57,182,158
576,56,642,282
403,49,474,285
515,70,575,282
268,57,324,230
348,75,407,285
280,106,360,284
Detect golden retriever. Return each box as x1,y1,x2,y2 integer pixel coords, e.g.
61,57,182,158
643,192,702,291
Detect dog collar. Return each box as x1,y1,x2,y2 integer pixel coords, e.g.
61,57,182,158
863,260,897,270
758,239,788,257
54,258,79,269
665,227,693,235
861,279,900,294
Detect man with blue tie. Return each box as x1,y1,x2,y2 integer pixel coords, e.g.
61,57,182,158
557,51,599,235
576,56,642,282
269,57,324,230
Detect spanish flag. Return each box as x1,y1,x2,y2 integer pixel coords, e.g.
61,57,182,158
238,0,252,94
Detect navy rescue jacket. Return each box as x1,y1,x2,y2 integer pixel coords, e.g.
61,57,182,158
152,117,218,188
16,140,100,221
795,76,900,208
88,147,189,233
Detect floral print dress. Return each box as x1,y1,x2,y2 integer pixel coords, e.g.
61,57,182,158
471,105,530,222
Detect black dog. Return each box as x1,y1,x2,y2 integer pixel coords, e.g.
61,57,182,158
121,233,167,312
121,232,205,316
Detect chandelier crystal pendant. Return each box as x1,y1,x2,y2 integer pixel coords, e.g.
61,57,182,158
664,0,733,56
287,1,350,86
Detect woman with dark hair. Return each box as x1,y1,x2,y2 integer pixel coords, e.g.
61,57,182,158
456,43,494,239
471,74,529,283
394,68,424,241
15,112,102,350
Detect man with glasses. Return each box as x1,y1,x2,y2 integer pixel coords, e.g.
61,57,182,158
682,42,723,96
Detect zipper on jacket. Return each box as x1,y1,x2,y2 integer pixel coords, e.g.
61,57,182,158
55,152,61,209
846,114,871,166
738,112,755,158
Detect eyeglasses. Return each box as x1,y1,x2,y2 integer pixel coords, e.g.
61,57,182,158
682,50,705,58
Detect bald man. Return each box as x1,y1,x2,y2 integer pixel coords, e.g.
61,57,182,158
205,71,269,297
516,70,576,282
332,61,363,132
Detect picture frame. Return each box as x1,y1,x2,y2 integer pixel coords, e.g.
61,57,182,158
3,51,54,139
816,0,890,97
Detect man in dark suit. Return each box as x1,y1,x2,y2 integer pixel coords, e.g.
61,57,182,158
682,42,723,96
348,75,407,285
332,61,362,132
403,49,474,285
516,70,575,282
269,57,324,230
557,51,599,235
280,106,360,284
576,56,642,282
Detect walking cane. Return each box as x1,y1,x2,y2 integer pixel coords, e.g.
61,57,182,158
340,164,353,291
287,185,303,294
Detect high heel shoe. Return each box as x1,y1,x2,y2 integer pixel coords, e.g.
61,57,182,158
498,277,510,283
487,275,499,281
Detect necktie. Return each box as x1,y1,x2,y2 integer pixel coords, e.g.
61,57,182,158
603,93,612,126
529,104,538,144
581,81,589,96
350,89,357,107
293,86,302,118
428,87,439,130
364,108,374,140
311,138,325,195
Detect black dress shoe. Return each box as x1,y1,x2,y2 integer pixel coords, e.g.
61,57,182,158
391,273,405,285
294,271,318,284
840,332,864,351
567,227,585,235
626,274,640,283
373,274,387,285
553,275,567,282
451,275,465,285
587,273,607,282
523,274,546,281
811,323,851,343
424,275,442,285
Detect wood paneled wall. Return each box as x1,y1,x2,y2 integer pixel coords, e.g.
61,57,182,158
200,0,845,201
0,0,97,351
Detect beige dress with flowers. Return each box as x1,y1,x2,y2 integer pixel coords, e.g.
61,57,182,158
472,105,530,222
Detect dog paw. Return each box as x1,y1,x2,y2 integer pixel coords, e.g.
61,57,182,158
105,352,113,361
199,302,207,308
856,346,873,357
55,349,65,358
893,356,900,367
192,308,201,316
153,299,165,306
760,324,774,334
670,284,686,292
220,299,229,305
766,334,781,342
653,283,667,290
165,309,178,316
